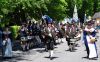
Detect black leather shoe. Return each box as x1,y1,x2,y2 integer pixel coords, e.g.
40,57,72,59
89,58,98,60
82,56,89,59
50,57,53,60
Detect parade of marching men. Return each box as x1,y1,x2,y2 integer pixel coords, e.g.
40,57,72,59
0,0,100,62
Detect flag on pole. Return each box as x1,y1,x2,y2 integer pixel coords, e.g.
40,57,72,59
73,5,78,22
84,14,87,22
42,15,52,24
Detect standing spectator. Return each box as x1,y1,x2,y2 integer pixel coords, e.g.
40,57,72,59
0,27,3,56
20,24,27,51
0,27,2,48
2,28,12,58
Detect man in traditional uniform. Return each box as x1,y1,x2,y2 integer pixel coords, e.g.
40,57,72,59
65,23,71,50
66,23,77,51
44,23,54,60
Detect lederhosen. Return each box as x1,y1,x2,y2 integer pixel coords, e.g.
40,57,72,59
68,25,77,45
58,25,65,39
44,27,54,50
70,26,76,38
39,25,44,40
65,26,71,46
51,27,57,45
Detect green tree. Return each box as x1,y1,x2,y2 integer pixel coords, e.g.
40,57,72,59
0,0,100,26
0,0,49,25
65,0,100,23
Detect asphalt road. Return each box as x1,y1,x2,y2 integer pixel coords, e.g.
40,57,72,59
0,31,100,62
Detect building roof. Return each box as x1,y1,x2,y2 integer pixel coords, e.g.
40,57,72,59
93,12,100,19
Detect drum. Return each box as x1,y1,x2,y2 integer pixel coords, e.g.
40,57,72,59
21,37,27,41
27,36,32,40
70,38,76,43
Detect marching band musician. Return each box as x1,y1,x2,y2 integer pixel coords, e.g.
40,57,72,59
44,23,55,60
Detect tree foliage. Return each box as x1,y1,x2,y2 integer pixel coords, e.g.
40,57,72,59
66,0,100,23
0,0,100,26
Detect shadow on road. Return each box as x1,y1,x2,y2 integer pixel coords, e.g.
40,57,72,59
0,54,32,62
44,56,59,60
35,49,45,53
65,48,77,52
82,56,98,61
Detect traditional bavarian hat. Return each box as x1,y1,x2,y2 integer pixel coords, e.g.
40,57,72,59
86,21,93,26
47,22,52,25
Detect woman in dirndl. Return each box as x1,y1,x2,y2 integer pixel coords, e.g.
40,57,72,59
83,22,98,59
2,28,12,58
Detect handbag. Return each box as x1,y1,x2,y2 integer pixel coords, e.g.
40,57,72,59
90,36,96,43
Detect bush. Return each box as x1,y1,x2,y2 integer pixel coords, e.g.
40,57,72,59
10,25,20,40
